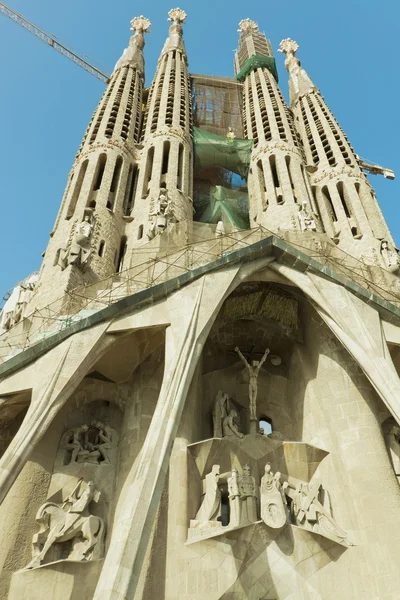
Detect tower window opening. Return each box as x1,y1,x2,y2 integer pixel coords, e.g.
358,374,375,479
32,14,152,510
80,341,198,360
285,155,296,201
259,417,272,435
93,154,107,191
123,165,138,215
66,159,88,219
322,186,337,222
137,224,144,239
162,141,170,176
337,181,351,218
110,156,123,193
257,160,267,194
116,236,127,272
142,147,154,197
177,143,184,190
98,240,105,257
218,490,230,527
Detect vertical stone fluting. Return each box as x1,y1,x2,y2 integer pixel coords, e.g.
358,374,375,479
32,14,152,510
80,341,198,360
129,8,193,247
30,17,150,310
279,38,395,265
235,20,315,233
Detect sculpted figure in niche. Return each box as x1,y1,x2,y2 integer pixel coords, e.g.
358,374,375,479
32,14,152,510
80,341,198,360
235,346,270,421
61,422,116,466
239,464,258,523
381,240,400,272
148,186,177,239
284,480,349,545
195,465,222,522
260,463,287,529
223,409,244,439
212,389,230,438
59,215,93,270
26,479,105,569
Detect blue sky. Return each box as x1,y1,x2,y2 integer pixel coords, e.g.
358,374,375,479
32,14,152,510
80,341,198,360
0,0,398,295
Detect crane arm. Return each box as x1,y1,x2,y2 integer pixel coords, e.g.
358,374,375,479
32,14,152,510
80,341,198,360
0,3,110,83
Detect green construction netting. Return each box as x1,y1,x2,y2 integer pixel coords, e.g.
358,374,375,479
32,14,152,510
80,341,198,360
195,185,249,229
193,127,253,179
235,54,279,83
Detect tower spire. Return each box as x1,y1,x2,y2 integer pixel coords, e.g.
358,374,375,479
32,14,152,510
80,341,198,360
235,20,316,234
161,8,187,55
113,15,151,74
280,38,397,268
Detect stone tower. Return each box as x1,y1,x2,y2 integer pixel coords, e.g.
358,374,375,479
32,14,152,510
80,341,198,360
30,16,151,310
235,19,316,232
128,8,193,252
2,11,400,600
279,37,396,266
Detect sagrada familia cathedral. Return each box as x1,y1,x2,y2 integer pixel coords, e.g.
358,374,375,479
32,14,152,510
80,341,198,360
1,9,400,600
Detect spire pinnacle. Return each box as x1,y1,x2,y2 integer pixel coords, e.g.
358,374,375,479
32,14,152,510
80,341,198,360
278,37,315,103
161,8,187,56
113,15,151,75
238,19,259,34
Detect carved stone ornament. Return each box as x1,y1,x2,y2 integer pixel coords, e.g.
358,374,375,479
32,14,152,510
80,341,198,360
130,15,151,34
237,19,259,34
26,479,105,569
278,38,299,57
168,8,187,24
59,215,93,271
260,463,287,529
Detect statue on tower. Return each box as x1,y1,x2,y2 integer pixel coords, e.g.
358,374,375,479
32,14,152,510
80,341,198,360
235,346,270,425
59,215,94,271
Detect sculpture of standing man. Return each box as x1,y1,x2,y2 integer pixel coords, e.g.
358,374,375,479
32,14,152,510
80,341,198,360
235,346,270,426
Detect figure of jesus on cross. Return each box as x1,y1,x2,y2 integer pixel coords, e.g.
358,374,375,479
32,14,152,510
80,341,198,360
235,346,270,424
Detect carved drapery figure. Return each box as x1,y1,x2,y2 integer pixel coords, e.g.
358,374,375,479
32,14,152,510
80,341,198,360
284,480,350,546
61,422,117,465
59,215,93,270
235,346,270,421
222,409,244,439
26,479,105,569
212,390,230,438
298,201,317,232
195,465,222,522
227,468,241,526
381,240,400,272
239,464,258,523
260,463,287,529
148,186,177,239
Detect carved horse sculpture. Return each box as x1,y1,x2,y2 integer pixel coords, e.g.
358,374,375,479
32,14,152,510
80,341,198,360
26,481,105,569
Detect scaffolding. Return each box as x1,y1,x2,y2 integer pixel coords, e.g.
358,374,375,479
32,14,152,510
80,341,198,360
1,224,400,366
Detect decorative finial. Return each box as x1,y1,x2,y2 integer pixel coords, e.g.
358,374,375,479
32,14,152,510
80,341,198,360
278,38,299,57
168,8,187,24
238,19,259,34
130,16,151,35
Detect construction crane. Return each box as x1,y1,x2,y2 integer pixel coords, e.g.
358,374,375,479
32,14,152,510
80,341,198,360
0,2,110,83
357,156,395,180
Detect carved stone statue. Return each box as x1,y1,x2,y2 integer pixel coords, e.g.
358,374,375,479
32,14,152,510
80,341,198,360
26,479,105,569
284,480,349,546
239,464,258,523
59,215,93,270
195,465,222,522
298,201,317,232
212,390,230,438
235,346,270,422
148,186,176,239
226,127,236,140
381,240,400,272
227,468,241,527
222,409,244,439
260,463,287,529
61,422,117,465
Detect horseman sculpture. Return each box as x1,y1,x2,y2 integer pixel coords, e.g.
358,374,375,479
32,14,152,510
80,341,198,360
26,478,105,569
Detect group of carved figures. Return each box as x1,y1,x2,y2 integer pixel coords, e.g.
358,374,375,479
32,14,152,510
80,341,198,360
61,421,116,465
148,186,177,239
192,462,349,545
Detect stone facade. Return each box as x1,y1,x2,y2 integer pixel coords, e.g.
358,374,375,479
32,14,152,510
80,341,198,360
0,10,400,600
